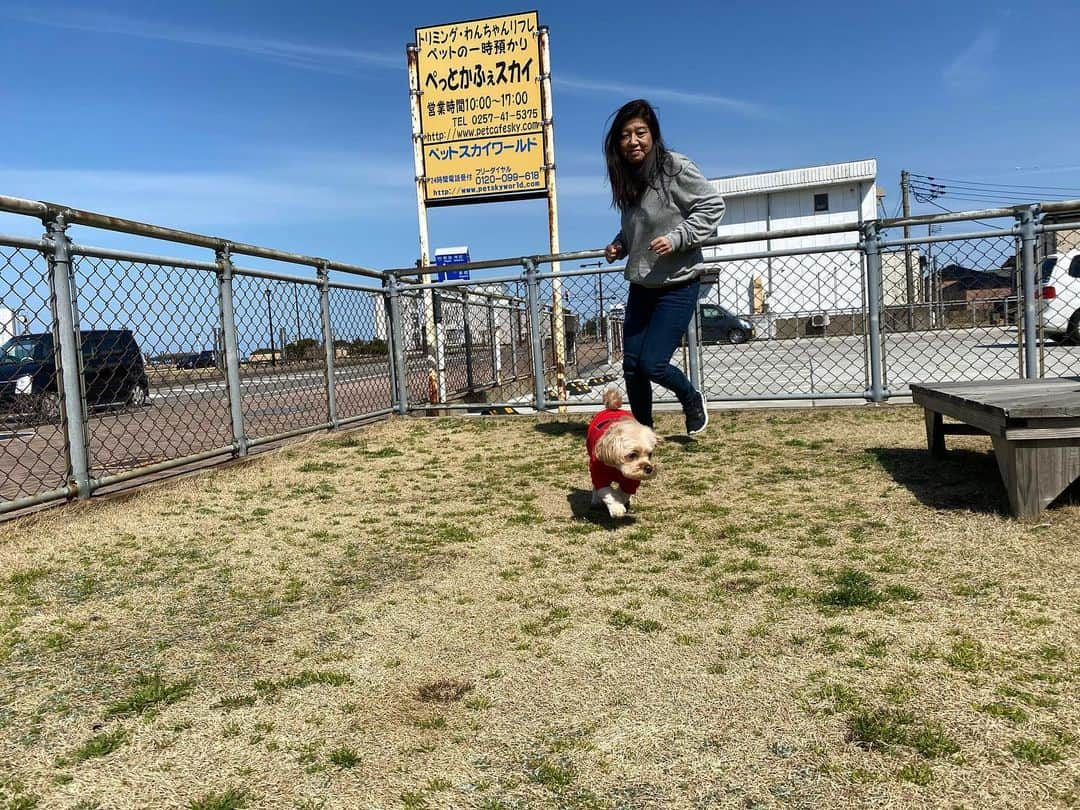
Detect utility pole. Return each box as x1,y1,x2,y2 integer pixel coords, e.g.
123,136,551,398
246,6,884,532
901,170,915,330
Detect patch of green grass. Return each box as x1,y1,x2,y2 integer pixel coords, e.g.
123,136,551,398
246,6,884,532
105,673,195,717
211,694,256,711
724,558,764,574
526,755,575,788
399,790,428,809
846,708,911,750
60,727,129,765
8,567,49,601
329,747,361,768
364,447,403,458
608,609,662,633
944,637,988,672
864,637,889,658
522,606,571,637
908,725,960,758
897,760,933,786
187,788,249,810
253,670,351,697
297,461,344,473
846,708,958,759
817,569,886,609
977,701,1028,723
1010,738,1062,765
885,584,921,602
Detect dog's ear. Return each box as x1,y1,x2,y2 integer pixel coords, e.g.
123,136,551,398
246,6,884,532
593,420,627,467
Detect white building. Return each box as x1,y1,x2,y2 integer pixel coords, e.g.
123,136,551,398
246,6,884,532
703,159,878,318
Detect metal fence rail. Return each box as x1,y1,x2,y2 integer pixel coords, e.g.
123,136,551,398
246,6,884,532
1,193,1078,515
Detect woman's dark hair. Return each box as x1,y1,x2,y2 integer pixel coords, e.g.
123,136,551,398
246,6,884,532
604,99,672,212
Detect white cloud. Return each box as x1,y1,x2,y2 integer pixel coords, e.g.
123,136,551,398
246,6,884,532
943,29,998,92
555,76,770,118
6,8,400,75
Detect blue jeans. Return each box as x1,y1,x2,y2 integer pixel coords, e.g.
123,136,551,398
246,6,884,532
622,279,700,426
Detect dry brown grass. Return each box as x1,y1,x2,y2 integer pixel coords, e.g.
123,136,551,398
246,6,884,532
0,405,1077,809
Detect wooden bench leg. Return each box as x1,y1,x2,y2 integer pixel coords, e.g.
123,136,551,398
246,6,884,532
924,409,945,458
992,437,1080,520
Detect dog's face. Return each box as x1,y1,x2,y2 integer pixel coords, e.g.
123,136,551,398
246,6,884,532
594,419,659,481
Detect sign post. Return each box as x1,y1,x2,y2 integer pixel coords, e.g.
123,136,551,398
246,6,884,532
538,24,566,406
406,43,439,404
408,11,562,407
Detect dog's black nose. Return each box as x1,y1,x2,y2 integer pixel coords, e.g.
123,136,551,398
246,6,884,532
644,464,654,475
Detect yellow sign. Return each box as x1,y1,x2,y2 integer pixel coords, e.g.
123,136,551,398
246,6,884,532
415,11,547,206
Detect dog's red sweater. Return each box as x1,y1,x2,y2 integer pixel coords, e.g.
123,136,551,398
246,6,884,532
586,408,641,495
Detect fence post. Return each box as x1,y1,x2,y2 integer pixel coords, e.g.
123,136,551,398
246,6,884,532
318,264,338,427
510,301,520,379
523,258,546,411
1018,205,1039,379
861,221,889,403
462,290,475,392
686,303,702,394
215,246,248,457
488,295,500,385
45,214,91,499
386,274,409,416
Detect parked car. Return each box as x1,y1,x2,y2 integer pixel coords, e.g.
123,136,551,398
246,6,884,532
699,304,755,344
176,349,216,369
1037,249,1080,344
0,329,150,422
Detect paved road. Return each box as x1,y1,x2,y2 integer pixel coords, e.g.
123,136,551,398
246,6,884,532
551,327,1080,403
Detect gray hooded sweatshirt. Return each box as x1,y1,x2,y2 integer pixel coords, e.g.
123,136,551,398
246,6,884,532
612,150,726,287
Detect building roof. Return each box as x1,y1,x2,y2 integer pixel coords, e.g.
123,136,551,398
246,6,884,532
711,159,877,197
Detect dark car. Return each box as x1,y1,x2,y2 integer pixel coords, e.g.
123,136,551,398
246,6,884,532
0,329,150,422
176,349,216,369
699,304,755,344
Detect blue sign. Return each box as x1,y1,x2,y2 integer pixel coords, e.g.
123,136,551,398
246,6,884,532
434,246,470,282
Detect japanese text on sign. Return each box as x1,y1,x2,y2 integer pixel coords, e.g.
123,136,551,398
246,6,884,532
414,11,547,205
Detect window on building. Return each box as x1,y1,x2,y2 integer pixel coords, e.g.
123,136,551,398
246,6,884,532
813,193,829,212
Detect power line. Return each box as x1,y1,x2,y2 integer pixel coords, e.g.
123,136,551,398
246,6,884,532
921,199,1006,230
909,172,1080,196
911,186,1074,202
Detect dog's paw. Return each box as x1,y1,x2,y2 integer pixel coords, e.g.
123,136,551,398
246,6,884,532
606,501,627,518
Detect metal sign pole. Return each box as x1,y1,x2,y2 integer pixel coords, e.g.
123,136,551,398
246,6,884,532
539,25,567,408
406,44,443,405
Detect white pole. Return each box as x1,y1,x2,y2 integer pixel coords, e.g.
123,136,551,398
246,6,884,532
539,26,566,408
407,44,444,405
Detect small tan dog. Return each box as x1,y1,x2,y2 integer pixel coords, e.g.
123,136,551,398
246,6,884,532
586,388,659,518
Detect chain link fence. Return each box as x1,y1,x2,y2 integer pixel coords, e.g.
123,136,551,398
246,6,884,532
1,194,1078,514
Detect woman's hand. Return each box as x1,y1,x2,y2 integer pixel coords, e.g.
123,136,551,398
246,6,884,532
649,236,674,256
604,242,626,263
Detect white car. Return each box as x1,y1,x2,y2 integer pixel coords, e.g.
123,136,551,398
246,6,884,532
1039,249,1080,344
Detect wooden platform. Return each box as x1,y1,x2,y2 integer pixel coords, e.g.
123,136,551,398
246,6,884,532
910,378,1080,519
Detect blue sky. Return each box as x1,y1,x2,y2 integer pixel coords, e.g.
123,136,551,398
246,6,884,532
2,0,1079,276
